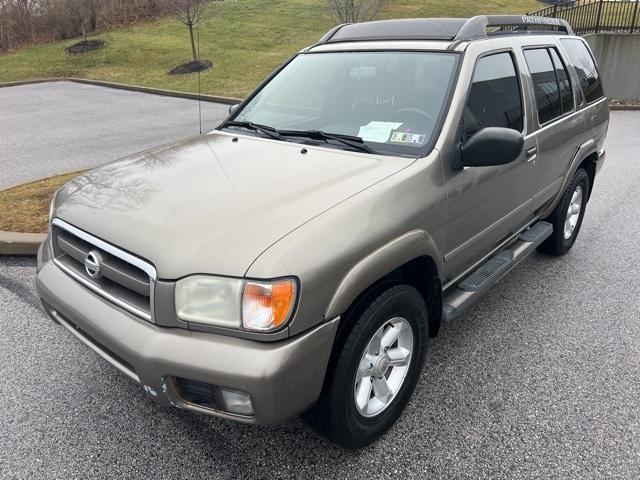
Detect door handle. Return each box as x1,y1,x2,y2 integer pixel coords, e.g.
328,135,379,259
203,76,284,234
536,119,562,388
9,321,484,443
526,147,537,162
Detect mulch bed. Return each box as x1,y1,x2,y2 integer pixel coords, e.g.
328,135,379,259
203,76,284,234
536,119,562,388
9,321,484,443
168,59,212,75
65,39,105,54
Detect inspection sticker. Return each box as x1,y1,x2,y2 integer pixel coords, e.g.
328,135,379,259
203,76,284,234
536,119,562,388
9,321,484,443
357,121,403,143
390,132,426,144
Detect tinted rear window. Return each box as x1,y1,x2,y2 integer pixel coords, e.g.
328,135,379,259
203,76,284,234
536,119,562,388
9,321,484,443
560,39,604,103
524,48,563,124
549,48,573,114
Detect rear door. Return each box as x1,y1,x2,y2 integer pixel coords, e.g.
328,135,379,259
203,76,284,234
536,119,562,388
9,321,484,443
559,38,608,151
521,45,586,210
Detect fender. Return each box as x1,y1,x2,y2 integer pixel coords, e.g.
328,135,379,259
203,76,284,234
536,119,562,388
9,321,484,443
324,230,443,319
540,138,598,219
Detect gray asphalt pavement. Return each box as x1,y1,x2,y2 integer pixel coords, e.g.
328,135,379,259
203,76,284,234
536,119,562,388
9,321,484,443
0,81,230,189
1,111,639,479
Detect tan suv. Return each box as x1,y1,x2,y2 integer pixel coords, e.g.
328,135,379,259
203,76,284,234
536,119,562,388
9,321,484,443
37,15,608,448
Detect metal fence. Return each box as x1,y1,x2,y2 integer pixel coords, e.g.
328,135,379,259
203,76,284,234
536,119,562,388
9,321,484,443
529,0,640,34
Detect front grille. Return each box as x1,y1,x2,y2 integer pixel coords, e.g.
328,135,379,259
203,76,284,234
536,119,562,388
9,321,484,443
51,218,157,321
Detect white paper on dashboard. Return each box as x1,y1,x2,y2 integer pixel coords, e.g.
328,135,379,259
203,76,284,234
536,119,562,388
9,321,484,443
357,121,403,143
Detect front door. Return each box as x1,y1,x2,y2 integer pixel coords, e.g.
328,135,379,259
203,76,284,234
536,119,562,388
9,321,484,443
443,50,537,280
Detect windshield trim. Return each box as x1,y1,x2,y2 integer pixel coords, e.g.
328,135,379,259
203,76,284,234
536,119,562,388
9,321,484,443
218,49,463,158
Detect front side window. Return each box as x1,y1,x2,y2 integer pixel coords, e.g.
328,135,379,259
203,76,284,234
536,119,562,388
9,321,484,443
460,52,523,143
229,51,460,156
560,38,604,103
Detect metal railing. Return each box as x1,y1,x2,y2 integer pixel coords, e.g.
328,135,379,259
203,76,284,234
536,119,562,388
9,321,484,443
529,0,640,34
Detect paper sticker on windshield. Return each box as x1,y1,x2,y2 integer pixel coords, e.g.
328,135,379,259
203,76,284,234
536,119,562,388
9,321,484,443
357,122,403,143
389,132,426,144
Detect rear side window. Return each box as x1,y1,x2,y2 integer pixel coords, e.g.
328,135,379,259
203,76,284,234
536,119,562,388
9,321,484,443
460,52,523,142
549,49,573,114
560,38,604,103
524,48,573,125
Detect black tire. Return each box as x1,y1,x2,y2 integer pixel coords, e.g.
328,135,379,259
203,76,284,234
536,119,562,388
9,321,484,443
537,168,590,256
303,284,428,448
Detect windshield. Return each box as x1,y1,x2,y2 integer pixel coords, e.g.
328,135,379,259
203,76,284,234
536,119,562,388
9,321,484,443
229,51,459,156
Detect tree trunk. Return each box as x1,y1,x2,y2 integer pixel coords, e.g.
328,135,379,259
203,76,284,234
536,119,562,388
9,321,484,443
188,23,197,62
90,2,97,32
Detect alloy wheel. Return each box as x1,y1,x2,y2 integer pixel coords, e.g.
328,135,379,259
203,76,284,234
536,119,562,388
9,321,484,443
564,185,583,240
353,317,414,417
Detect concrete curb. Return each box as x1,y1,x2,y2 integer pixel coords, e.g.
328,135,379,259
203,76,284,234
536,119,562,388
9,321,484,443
610,104,640,111
0,231,46,256
0,77,243,105
0,78,62,88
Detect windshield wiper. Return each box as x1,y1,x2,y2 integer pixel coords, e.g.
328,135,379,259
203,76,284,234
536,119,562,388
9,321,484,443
278,129,377,154
221,123,377,154
221,120,286,141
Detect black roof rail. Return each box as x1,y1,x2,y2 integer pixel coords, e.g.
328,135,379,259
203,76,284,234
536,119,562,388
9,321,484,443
313,15,574,47
317,23,351,44
454,15,574,40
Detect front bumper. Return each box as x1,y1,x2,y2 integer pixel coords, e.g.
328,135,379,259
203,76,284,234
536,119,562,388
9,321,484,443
36,246,339,425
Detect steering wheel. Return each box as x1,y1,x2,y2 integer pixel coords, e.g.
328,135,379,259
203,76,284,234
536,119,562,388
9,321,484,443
391,107,435,125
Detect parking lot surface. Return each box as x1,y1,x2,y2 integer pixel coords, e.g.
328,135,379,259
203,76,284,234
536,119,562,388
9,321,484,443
0,81,230,189
1,111,639,479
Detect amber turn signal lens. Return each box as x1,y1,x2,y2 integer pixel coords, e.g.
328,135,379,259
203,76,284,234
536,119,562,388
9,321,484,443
242,279,297,331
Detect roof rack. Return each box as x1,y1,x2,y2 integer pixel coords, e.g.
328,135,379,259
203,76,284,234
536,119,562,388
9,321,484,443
315,15,574,45
455,15,574,40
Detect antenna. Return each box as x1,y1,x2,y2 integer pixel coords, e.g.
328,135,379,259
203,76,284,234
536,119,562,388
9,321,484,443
197,18,202,135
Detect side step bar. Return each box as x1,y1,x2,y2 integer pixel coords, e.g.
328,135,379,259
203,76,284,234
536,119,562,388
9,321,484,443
442,221,553,322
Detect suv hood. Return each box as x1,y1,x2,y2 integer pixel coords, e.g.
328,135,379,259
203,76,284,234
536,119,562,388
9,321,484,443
55,131,414,278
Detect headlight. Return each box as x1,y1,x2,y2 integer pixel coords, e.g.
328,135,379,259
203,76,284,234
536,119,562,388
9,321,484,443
175,276,244,328
175,276,297,332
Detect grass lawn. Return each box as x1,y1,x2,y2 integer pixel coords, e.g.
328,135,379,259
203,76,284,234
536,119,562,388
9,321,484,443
0,172,82,234
0,0,542,99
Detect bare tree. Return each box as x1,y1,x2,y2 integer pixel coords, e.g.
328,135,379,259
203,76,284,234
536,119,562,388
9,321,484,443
0,0,11,50
327,0,389,23
7,0,39,43
0,0,174,53
70,0,100,40
163,0,213,62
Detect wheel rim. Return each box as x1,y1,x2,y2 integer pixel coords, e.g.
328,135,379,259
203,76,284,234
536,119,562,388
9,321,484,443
353,317,414,418
564,185,583,240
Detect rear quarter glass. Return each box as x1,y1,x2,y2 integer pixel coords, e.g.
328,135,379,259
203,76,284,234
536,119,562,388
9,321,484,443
560,38,604,103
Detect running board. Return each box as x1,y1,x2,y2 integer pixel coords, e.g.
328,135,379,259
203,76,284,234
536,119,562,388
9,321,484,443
442,221,552,322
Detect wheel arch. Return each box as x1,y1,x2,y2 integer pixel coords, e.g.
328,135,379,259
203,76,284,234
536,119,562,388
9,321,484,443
542,141,599,219
325,231,444,339
578,151,597,200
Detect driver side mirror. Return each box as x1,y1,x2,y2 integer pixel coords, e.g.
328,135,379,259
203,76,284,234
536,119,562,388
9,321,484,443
454,127,524,169
228,104,240,115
